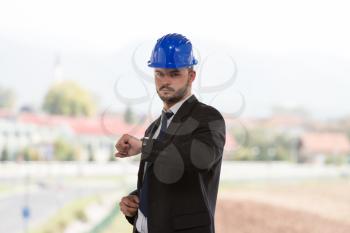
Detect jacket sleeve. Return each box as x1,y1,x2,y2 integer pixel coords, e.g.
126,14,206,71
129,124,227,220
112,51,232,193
188,107,226,172
124,189,139,225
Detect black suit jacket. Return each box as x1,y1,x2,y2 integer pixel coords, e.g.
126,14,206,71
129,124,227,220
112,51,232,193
126,95,226,233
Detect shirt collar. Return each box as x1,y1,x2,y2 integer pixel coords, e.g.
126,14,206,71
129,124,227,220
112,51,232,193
164,94,193,116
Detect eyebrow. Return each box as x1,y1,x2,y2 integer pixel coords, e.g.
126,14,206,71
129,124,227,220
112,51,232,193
155,68,180,72
155,69,180,74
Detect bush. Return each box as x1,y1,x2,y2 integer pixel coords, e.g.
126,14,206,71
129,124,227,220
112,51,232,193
75,209,88,222
1,147,9,161
21,147,41,161
325,155,347,165
53,138,80,161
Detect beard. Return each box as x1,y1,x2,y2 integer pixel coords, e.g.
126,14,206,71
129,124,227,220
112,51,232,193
157,79,190,105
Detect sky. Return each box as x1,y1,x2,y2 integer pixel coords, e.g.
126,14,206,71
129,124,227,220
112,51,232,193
0,0,349,119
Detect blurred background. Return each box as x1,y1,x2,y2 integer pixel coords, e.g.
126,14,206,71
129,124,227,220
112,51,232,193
1,0,350,232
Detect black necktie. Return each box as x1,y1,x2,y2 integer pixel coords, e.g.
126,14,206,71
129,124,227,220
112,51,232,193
156,110,174,141
139,110,174,217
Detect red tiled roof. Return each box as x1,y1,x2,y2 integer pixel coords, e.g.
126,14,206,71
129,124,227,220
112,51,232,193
300,132,350,155
224,134,237,152
17,113,147,138
0,109,12,118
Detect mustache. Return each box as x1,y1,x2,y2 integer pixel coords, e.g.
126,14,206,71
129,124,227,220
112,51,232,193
159,86,175,91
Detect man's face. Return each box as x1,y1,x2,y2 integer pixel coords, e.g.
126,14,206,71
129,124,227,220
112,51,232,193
154,68,196,105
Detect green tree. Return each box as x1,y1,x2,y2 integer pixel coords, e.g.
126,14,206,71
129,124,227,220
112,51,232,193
325,154,348,165
53,138,79,161
1,147,9,161
87,144,95,162
42,81,96,117
0,86,15,109
274,146,291,161
231,127,293,161
109,145,116,162
233,147,256,161
21,147,40,161
124,105,135,124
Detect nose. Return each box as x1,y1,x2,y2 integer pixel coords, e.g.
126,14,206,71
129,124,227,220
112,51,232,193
159,74,173,84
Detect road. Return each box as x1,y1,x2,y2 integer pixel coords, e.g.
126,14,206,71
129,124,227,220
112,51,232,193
0,177,124,233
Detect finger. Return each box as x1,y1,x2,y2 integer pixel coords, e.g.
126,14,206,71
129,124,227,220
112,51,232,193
120,204,137,216
120,204,126,214
120,203,130,212
116,142,129,153
115,152,126,158
130,195,140,204
124,205,138,211
128,195,140,204
123,198,139,208
121,143,130,150
115,135,128,149
123,200,139,208
115,139,124,149
120,204,124,213
124,206,138,216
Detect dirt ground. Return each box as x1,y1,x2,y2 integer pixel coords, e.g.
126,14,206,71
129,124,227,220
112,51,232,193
215,180,350,233
215,197,350,233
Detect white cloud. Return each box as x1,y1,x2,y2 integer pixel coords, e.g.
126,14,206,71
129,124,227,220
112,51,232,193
0,0,349,54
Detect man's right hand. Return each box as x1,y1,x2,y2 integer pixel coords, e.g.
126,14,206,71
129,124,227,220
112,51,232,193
119,195,139,217
115,134,142,158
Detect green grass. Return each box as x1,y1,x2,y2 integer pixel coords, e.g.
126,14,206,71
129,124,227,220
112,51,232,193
0,185,9,193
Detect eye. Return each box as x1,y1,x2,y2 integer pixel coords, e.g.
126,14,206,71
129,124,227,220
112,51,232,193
170,73,180,78
155,72,164,78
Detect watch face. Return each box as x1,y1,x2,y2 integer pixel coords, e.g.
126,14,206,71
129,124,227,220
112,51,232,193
142,137,149,146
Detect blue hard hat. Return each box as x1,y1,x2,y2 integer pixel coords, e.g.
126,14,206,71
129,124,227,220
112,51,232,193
148,33,198,68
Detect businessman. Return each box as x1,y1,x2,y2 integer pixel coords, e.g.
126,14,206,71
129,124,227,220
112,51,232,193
115,33,226,233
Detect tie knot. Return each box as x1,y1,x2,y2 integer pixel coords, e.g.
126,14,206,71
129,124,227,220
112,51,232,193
162,110,174,119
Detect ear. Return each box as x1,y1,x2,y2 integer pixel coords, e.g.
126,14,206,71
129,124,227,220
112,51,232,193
189,70,196,82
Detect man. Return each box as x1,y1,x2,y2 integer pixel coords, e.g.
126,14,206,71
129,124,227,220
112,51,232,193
115,33,226,233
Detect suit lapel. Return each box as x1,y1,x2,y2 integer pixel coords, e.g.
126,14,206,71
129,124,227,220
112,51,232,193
137,95,198,189
146,95,199,141
165,95,198,140
148,116,161,138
